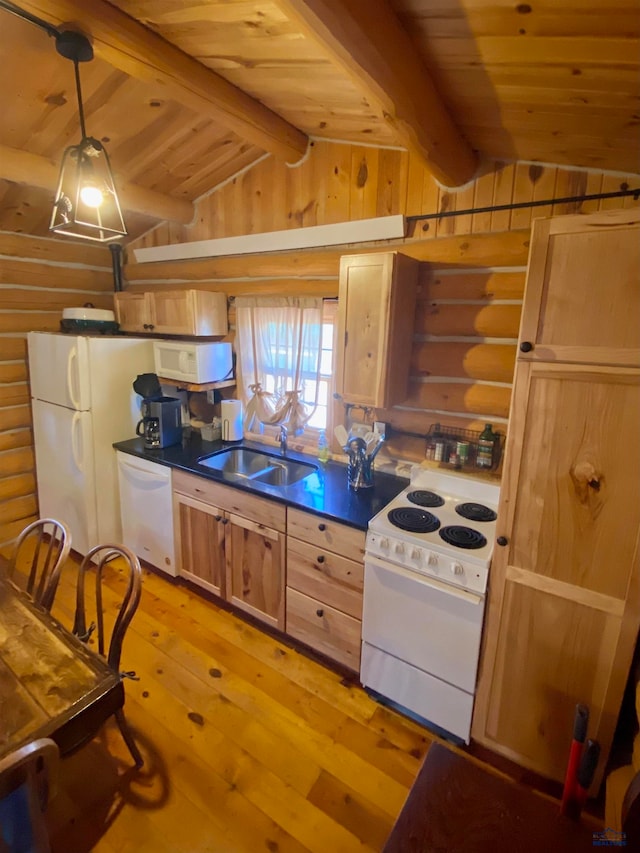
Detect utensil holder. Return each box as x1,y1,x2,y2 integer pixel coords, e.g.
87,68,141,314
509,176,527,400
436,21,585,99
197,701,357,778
347,458,374,490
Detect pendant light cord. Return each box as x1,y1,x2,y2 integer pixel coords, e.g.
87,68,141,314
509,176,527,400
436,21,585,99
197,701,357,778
73,59,88,140
0,0,59,37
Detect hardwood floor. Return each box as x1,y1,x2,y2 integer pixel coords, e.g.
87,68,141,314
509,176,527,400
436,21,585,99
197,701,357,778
41,555,432,852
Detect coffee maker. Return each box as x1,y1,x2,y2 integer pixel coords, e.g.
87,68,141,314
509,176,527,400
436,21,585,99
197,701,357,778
134,374,183,449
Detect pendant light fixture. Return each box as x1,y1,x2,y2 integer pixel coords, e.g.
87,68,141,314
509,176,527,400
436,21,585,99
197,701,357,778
50,30,127,242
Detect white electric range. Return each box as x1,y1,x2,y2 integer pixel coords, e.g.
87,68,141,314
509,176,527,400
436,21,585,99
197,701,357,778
360,467,500,743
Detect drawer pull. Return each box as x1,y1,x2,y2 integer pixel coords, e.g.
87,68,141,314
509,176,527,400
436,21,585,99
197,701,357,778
316,608,324,617
316,555,325,564
318,523,326,531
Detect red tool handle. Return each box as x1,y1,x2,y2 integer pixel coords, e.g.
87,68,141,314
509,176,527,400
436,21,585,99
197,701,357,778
561,703,589,816
574,739,601,815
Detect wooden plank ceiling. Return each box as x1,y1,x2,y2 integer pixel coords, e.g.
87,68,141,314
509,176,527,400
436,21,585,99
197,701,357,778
0,0,638,241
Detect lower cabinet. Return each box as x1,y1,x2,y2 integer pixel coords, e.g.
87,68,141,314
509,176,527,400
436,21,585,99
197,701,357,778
286,508,365,671
172,473,367,668
172,470,286,630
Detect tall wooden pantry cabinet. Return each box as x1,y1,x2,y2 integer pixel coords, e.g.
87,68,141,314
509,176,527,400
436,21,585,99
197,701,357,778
472,208,640,790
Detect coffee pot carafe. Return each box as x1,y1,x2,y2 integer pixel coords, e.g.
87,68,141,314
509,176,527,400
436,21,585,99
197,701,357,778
133,375,182,449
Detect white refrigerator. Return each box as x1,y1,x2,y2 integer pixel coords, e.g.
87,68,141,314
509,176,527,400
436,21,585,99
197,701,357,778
28,332,155,555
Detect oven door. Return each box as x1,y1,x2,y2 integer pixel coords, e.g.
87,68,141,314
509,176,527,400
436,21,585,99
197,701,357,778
362,554,486,694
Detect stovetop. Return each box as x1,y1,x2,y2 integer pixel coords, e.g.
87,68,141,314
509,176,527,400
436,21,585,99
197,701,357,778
366,468,500,593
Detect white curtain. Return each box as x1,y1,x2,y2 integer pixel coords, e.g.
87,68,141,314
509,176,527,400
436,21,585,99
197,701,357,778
236,296,322,434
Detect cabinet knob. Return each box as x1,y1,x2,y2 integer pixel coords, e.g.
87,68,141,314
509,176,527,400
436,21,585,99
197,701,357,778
215,515,222,522
497,536,508,546
318,523,326,531
222,518,229,525
520,341,533,353
148,324,155,330
316,609,324,617
316,555,325,564
143,323,149,329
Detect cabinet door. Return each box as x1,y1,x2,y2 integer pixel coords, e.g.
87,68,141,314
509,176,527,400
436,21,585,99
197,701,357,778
173,492,226,597
225,512,285,630
519,208,640,367
335,252,418,408
114,292,152,333
151,290,198,335
473,361,640,787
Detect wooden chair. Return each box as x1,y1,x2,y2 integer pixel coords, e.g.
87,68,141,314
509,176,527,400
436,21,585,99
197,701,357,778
72,544,144,769
0,738,59,853
7,518,72,611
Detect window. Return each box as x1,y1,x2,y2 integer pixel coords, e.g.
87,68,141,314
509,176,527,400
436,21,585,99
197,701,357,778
300,300,337,432
236,297,337,451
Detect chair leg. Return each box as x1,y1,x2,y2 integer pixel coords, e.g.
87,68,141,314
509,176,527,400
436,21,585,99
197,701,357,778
114,708,144,769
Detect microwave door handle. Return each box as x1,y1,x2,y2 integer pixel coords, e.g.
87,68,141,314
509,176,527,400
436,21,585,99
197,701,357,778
178,350,189,375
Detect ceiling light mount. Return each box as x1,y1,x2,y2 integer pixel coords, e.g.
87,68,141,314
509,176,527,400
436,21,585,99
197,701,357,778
50,29,127,243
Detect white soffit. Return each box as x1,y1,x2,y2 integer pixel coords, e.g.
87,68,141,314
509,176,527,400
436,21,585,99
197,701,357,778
133,215,406,263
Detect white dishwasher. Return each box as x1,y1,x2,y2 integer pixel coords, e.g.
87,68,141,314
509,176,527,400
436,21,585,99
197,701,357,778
116,451,177,576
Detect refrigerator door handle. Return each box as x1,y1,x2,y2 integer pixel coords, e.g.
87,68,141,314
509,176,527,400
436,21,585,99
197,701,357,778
71,412,84,472
67,346,81,410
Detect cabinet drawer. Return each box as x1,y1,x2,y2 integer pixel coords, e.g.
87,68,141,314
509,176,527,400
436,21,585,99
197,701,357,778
173,470,286,532
287,508,365,562
286,588,361,670
287,539,363,619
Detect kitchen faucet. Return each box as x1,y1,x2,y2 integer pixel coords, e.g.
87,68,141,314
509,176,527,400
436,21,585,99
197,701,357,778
279,425,287,455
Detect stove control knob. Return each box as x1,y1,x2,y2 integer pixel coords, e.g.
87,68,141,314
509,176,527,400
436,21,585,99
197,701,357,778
411,547,422,561
451,562,464,576
394,542,405,555
427,552,438,567
380,537,390,550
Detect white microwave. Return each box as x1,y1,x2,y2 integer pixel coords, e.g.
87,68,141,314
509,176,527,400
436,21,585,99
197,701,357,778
153,341,233,384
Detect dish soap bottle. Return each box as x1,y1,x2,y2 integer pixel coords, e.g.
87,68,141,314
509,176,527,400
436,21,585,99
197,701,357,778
476,424,495,469
317,430,330,463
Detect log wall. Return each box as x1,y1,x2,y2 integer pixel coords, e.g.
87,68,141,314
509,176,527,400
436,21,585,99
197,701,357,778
0,232,113,546
126,144,640,466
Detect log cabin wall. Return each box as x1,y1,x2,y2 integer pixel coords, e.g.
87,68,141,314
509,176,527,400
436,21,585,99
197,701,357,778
0,232,113,546
126,142,640,466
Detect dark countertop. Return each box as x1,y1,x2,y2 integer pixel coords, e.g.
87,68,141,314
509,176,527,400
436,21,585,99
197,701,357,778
114,435,409,531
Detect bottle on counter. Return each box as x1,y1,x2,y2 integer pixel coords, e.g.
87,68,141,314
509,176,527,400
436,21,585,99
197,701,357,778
476,424,496,469
317,430,330,463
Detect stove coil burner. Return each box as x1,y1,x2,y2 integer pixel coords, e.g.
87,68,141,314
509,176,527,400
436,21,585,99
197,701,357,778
455,502,497,523
406,489,445,508
439,526,487,550
388,507,441,534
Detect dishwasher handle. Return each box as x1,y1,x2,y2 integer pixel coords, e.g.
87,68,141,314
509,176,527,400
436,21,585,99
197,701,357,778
118,458,171,485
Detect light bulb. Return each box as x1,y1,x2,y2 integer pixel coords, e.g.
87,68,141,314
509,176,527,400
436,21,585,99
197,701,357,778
80,183,104,208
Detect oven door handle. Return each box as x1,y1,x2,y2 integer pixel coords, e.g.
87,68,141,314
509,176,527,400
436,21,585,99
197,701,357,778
365,555,484,606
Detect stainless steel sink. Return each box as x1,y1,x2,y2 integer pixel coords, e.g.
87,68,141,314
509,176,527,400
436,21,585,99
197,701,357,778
198,447,317,486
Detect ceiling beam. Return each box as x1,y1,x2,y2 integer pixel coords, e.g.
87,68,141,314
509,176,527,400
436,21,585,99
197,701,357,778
277,0,478,187
0,144,194,225
13,0,309,164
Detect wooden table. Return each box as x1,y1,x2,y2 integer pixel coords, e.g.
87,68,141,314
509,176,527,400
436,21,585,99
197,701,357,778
0,576,123,759
384,742,600,852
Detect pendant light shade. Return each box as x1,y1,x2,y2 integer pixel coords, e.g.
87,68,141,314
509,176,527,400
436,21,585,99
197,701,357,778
49,31,126,242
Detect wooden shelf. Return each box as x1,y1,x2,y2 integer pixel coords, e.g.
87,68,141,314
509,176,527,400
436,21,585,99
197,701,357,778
158,377,235,392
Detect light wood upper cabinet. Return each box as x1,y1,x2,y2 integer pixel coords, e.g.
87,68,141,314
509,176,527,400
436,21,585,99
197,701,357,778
113,292,151,334
518,208,640,367
115,289,228,337
335,252,419,408
472,209,640,791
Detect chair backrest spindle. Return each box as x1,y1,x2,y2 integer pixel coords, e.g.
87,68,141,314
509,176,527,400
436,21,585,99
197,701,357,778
73,544,142,675
7,519,71,611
